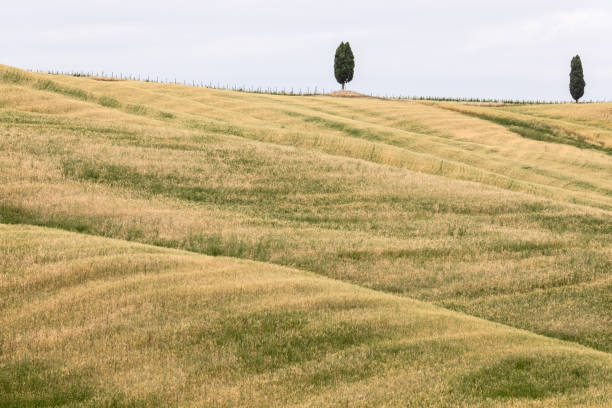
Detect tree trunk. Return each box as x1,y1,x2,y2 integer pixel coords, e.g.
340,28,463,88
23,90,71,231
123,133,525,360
342,83,345,90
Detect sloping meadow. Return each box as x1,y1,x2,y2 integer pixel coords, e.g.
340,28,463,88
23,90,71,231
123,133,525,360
0,66,611,405
1,224,611,407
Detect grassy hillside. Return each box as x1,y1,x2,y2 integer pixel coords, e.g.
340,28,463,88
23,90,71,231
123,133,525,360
0,65,611,406
2,224,611,407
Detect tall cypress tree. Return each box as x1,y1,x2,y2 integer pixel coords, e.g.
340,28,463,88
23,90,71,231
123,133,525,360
569,55,585,103
334,42,355,90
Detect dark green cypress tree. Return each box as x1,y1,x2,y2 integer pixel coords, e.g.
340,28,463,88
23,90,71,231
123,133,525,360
334,42,355,90
569,55,585,103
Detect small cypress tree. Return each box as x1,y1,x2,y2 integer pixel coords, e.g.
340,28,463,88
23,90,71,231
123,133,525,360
569,55,585,103
334,42,355,90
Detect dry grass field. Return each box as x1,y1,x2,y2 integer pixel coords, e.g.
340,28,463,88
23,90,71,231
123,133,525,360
1,65,611,406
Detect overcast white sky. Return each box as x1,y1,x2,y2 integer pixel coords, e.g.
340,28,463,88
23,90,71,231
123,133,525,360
3,1,611,100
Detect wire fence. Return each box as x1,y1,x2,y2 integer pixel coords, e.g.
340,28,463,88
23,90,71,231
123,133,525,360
29,69,610,104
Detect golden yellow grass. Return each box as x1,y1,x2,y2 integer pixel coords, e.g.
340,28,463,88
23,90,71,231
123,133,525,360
0,65,611,405
2,224,611,407
33,67,612,209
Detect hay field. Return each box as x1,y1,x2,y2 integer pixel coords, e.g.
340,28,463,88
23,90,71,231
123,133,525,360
0,65,610,406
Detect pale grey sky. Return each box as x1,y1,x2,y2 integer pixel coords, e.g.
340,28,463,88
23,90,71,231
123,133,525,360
3,1,611,100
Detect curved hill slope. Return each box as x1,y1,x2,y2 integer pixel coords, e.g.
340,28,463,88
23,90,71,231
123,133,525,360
1,224,611,407
0,65,611,405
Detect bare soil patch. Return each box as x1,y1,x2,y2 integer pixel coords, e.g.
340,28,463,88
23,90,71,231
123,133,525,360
326,90,372,98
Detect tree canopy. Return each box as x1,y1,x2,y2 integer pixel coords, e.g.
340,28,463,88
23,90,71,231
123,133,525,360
334,42,355,90
569,55,585,103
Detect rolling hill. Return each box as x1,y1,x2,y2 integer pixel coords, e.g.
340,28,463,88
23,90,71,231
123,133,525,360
1,65,610,406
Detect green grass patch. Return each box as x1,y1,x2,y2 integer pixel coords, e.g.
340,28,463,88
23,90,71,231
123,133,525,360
444,106,612,155
531,213,612,234
125,104,148,115
285,110,385,142
0,203,92,234
0,70,31,84
458,354,599,400
192,310,386,373
98,96,121,108
0,110,142,142
184,119,245,137
157,111,175,119
0,203,147,242
181,232,283,260
34,79,89,101
61,157,347,206
0,358,94,407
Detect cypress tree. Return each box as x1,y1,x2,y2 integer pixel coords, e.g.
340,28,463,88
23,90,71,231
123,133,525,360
569,55,585,103
334,42,355,90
